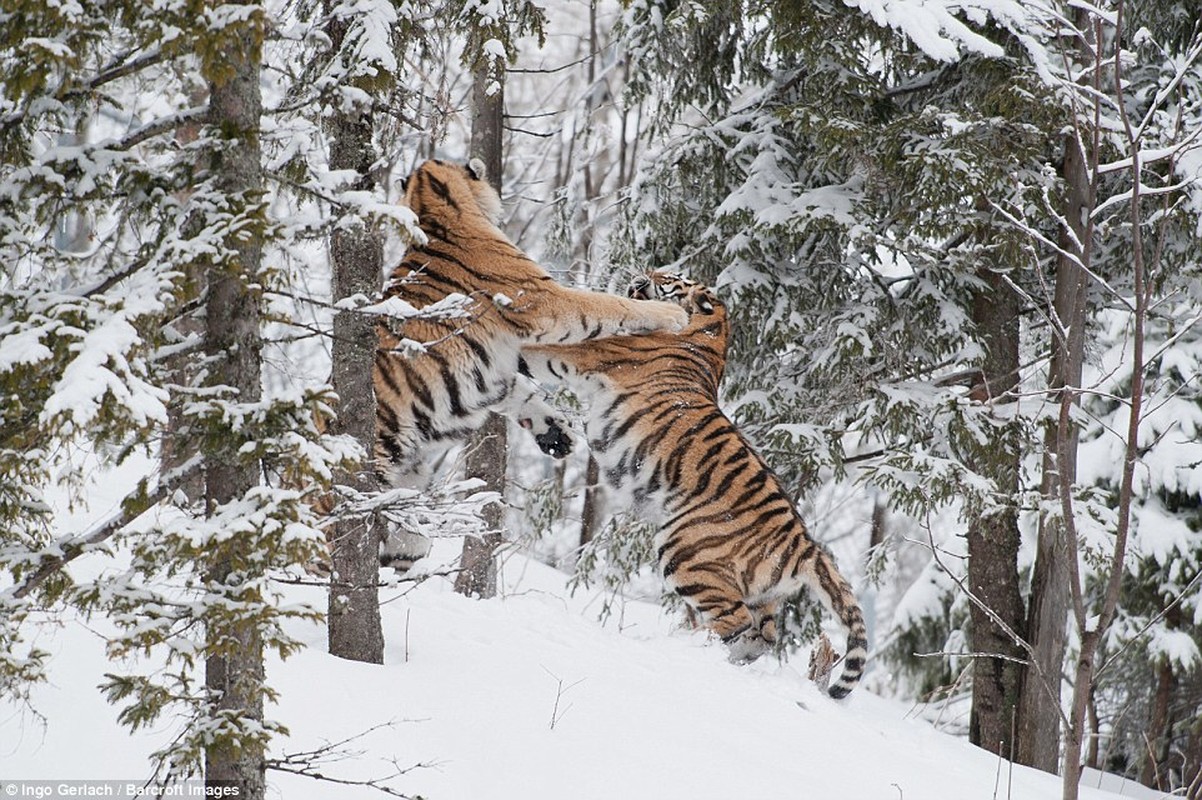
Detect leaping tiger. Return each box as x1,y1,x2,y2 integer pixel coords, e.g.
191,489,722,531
519,272,868,698
370,159,688,566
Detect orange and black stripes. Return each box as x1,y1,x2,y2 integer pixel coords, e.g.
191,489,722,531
372,159,688,485
521,273,868,698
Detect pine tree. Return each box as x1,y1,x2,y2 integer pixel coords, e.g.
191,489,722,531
316,0,408,665
606,1,1202,782
0,0,354,789
200,9,270,790
610,0,1052,700
450,0,545,598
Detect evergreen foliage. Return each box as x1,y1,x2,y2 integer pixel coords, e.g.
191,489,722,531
0,0,358,782
603,0,1202,778
2,0,1201,792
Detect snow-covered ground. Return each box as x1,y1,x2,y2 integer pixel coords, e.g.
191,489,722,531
1,527,1162,800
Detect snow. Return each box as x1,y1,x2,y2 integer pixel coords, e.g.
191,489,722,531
1080,768,1172,800
2,534,1136,800
0,325,53,370
361,291,471,321
1147,627,1201,671
39,310,169,432
482,38,507,60
4,0,1198,793
1132,499,1197,569
0,443,1157,800
890,555,958,629
840,0,1021,62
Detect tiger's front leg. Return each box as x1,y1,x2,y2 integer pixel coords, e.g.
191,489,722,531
521,286,687,343
494,375,576,458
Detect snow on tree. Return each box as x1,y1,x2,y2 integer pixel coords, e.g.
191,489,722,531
4,1,1201,796
582,0,1202,788
0,0,452,790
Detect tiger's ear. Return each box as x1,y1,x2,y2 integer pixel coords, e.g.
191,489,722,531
467,158,487,182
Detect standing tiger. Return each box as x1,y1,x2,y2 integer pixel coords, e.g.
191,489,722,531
520,272,868,698
372,159,688,565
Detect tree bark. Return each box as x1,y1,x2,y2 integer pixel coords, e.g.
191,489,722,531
1085,684,1100,769
1184,717,1202,800
161,85,210,504
1016,109,1093,776
966,264,1027,758
455,414,506,597
454,66,508,599
579,455,602,549
203,10,266,797
1063,17,1152,793
1141,657,1175,789
323,2,385,665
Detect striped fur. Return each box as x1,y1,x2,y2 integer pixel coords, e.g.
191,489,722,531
375,158,688,480
371,160,687,568
520,273,868,698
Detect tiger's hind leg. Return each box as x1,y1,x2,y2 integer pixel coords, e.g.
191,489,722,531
726,628,771,664
751,599,780,642
374,461,437,573
379,525,432,572
728,598,781,663
675,585,765,663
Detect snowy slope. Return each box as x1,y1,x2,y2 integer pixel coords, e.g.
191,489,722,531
1,533,1148,800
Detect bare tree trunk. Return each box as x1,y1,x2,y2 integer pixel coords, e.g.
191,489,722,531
1141,657,1175,789
203,12,266,796
1085,684,1100,769
1184,718,1202,800
456,415,506,597
454,66,507,599
1016,75,1094,774
966,264,1027,757
859,495,888,654
323,1,385,665
579,455,602,548
1062,12,1143,796
576,0,599,275
617,61,630,190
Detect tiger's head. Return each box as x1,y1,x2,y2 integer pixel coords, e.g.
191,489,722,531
627,272,723,318
402,158,503,226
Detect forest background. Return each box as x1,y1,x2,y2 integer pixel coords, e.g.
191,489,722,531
1,1,1200,799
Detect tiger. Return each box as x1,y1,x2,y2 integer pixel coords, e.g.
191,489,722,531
370,159,689,566
519,272,869,698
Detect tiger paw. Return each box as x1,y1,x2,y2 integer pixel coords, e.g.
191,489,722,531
534,419,573,458
628,301,689,334
727,631,771,665
520,415,574,458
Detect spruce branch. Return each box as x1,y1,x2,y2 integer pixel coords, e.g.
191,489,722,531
12,457,203,600
113,106,209,152
89,48,176,93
